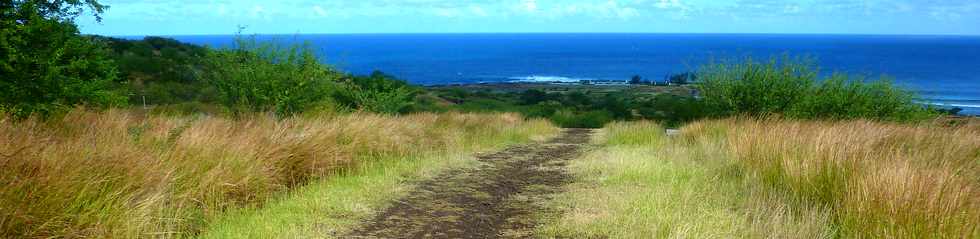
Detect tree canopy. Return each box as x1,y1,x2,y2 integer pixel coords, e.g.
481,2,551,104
1,0,125,118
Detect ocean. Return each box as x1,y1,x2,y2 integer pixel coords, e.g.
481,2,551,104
161,34,980,115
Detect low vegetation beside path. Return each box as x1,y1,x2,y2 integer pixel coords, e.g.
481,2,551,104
0,110,556,238
541,119,979,238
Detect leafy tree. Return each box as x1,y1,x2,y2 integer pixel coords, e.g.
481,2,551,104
1,0,126,118
564,91,593,110
697,56,816,117
519,89,549,105
550,110,613,128
630,75,643,85
596,94,632,120
334,71,416,114
203,37,340,116
637,94,708,127
668,72,695,85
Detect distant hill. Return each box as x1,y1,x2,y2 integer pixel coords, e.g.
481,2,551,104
95,36,214,104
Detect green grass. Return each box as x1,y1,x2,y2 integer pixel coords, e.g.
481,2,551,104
544,119,979,238
538,121,833,238
199,151,482,238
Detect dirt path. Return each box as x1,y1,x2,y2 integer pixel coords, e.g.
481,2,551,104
346,129,593,238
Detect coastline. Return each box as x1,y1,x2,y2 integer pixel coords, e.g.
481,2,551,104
425,82,980,117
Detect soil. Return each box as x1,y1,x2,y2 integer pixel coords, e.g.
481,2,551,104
346,129,593,239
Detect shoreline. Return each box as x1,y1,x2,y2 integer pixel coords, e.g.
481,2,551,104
423,82,980,117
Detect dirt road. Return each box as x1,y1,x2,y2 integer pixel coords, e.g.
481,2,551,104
347,129,593,238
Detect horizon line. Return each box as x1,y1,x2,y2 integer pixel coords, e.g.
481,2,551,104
100,32,980,38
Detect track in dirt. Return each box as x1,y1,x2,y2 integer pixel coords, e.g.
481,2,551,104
347,129,593,239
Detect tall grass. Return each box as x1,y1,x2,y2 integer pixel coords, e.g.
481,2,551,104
682,118,980,238
604,121,667,146
546,119,977,238
540,121,831,238
0,109,555,238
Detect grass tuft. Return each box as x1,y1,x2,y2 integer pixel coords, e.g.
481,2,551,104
0,109,556,238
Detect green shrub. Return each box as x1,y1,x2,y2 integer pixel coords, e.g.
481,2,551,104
0,1,126,118
604,121,666,146
101,36,213,104
637,94,709,128
593,94,632,120
696,55,936,122
203,36,341,116
333,71,416,114
550,110,613,128
697,55,816,117
148,102,223,116
788,74,934,122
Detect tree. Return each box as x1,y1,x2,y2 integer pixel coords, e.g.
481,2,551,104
1,0,126,118
565,91,593,109
630,75,643,85
668,72,695,85
203,37,340,116
519,89,549,105
333,71,416,114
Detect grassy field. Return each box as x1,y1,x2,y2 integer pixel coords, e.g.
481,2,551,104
0,110,556,238
199,151,482,238
541,119,979,238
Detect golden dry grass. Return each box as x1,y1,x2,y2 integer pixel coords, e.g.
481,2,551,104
0,109,555,238
545,119,977,238
541,121,831,238
683,118,980,238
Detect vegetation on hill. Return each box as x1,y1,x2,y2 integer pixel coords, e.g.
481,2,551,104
100,36,213,105
415,87,705,128
0,2,963,238
419,56,940,129
697,56,937,122
334,71,418,114
202,38,342,116
1,0,126,118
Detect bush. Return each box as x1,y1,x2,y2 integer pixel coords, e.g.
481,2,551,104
333,71,416,114
696,55,936,122
637,94,709,128
550,110,613,128
0,1,126,118
787,75,934,121
697,55,816,117
100,36,212,104
203,37,341,116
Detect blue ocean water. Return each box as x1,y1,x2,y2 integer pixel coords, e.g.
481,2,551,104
162,34,980,115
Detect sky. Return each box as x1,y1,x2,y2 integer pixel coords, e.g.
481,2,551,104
77,0,980,36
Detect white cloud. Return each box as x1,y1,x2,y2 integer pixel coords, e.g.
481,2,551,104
522,0,538,12
313,6,328,17
249,5,265,19
656,0,684,9
82,0,980,35
470,6,489,17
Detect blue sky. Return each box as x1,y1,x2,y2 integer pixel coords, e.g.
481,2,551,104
78,0,980,36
